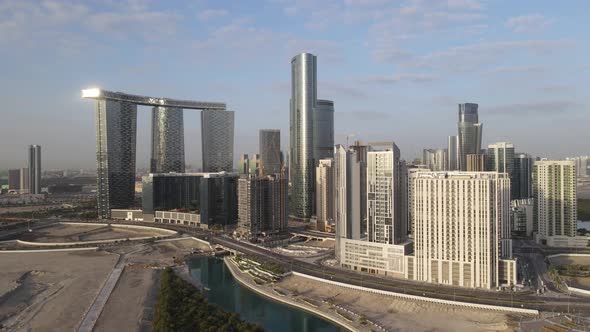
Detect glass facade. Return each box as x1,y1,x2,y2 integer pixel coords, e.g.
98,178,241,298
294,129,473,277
96,100,137,219
27,145,41,194
259,129,281,175
457,103,482,171
486,142,516,198
514,153,533,199
314,100,335,162
201,110,234,172
150,106,185,173
290,53,317,220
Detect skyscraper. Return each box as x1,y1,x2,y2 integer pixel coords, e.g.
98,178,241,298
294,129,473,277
314,99,335,162
19,168,29,194
238,174,288,237
8,169,20,190
447,135,458,170
95,100,137,218
28,145,42,194
422,148,447,171
457,103,482,171
151,106,185,173
367,142,404,244
259,129,281,176
514,153,533,199
316,159,334,232
290,52,317,220
533,160,578,247
487,142,516,198
409,172,513,288
201,110,234,172
466,154,486,171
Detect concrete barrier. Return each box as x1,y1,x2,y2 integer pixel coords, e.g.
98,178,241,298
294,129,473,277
292,272,539,315
547,253,590,259
566,285,590,296
0,247,98,253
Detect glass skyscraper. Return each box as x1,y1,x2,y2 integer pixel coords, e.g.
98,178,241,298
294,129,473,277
290,53,317,220
457,103,482,171
514,153,533,199
487,142,516,198
259,129,281,175
314,99,334,162
201,110,234,172
27,145,42,194
151,106,185,173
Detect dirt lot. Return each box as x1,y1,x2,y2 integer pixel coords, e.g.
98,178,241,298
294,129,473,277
549,255,590,290
17,223,170,243
0,250,118,331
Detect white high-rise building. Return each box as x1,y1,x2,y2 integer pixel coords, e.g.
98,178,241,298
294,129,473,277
367,142,404,244
407,172,514,289
533,160,582,247
316,159,334,232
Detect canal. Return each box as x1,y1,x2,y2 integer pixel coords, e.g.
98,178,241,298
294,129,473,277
188,256,345,332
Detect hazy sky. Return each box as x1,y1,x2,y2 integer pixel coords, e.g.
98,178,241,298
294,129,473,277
1,0,589,170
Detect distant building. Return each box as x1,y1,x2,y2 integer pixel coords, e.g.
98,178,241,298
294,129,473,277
487,142,516,198
422,148,447,171
201,110,234,172
512,199,534,238
259,129,281,176
447,135,458,171
533,160,584,247
316,159,334,232
238,154,250,175
514,153,534,199
408,172,515,289
8,169,20,190
466,154,486,171
19,168,29,194
457,103,482,171
142,172,238,229
314,100,335,162
238,174,288,237
566,156,590,177
28,145,42,194
249,154,260,176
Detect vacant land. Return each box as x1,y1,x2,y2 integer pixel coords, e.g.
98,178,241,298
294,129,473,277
17,223,170,243
549,255,590,290
0,250,118,331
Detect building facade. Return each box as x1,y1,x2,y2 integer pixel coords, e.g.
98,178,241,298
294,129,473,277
514,153,534,199
512,198,534,238
151,106,185,173
8,169,20,190
19,168,29,193
239,154,250,175
447,135,458,171
314,100,335,162
567,156,590,177
316,159,334,232
466,154,486,171
533,160,579,246
238,174,288,237
290,52,317,221
487,142,516,198
201,110,235,172
409,172,512,289
28,145,42,194
259,129,281,176
457,103,482,171
423,148,447,171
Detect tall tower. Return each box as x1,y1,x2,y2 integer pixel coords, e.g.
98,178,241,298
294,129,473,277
201,110,234,172
290,53,317,220
151,106,185,173
447,135,458,170
316,159,334,232
96,100,137,218
28,145,42,194
486,142,515,197
314,99,335,162
457,103,482,171
514,153,533,199
259,129,281,175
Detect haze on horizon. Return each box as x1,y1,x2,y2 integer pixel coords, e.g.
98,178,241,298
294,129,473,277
0,0,588,170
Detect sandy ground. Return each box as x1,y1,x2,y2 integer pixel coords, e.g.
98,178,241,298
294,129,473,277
17,223,170,243
276,275,524,332
0,250,118,331
549,255,590,290
303,239,335,249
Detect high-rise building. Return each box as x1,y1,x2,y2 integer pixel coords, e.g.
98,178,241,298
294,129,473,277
290,52,317,221
316,159,334,232
201,110,234,172
142,172,238,228
367,142,404,244
239,154,250,175
514,153,533,199
28,145,42,194
238,174,288,237
466,154,486,171
350,141,368,235
249,153,260,176
408,172,514,289
447,135,458,171
487,142,516,197
314,100,335,162
19,168,29,193
95,100,137,218
457,103,482,171
512,199,534,238
422,149,447,171
566,156,590,177
533,160,579,247
259,129,281,176
150,107,185,173
8,169,20,190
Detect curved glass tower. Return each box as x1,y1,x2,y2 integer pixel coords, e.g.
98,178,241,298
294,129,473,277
290,53,317,220
151,106,185,173
314,99,334,162
457,103,482,171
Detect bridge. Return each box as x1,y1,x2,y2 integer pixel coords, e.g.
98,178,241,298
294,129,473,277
81,88,225,110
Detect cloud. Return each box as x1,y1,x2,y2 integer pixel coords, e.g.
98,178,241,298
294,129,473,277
505,14,554,33
487,101,583,116
197,9,228,22
358,73,437,84
484,65,546,75
86,10,181,39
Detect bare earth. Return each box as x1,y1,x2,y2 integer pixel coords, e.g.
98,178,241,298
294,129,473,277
276,274,523,332
0,250,118,331
549,255,590,290
18,223,170,243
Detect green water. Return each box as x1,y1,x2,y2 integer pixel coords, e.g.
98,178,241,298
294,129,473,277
188,257,345,332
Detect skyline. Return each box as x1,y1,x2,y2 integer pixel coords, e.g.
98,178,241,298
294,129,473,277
1,0,590,170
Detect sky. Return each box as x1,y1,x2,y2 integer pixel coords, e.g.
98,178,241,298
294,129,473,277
0,0,589,170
